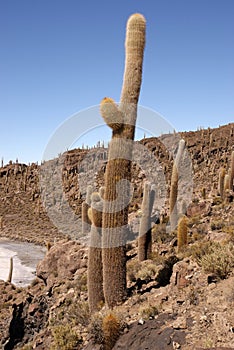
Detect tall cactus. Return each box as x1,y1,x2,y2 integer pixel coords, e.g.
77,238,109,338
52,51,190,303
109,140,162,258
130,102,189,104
82,185,92,235
100,13,146,307
87,191,104,312
230,150,234,191
138,182,155,261
169,139,185,230
218,167,226,200
224,173,230,192
0,216,3,229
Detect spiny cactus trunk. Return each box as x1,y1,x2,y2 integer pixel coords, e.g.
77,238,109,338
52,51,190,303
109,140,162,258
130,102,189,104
87,192,104,312
101,13,146,308
230,151,234,191
169,139,185,231
7,257,13,283
177,215,188,252
82,185,92,235
169,164,178,231
218,167,226,200
0,216,3,229
138,182,155,261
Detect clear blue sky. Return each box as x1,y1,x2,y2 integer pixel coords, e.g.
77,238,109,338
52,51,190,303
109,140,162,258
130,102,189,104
0,0,233,164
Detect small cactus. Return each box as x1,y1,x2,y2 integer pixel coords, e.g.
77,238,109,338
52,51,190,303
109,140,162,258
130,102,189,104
102,312,120,350
209,132,213,147
224,174,230,192
177,215,188,252
45,241,52,251
201,187,206,200
7,257,13,283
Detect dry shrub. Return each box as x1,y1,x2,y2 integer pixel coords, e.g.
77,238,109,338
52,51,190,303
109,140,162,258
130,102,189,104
50,324,82,350
89,312,104,344
223,224,234,243
136,262,158,281
139,303,160,320
210,220,224,231
127,259,142,282
152,223,172,243
195,241,234,279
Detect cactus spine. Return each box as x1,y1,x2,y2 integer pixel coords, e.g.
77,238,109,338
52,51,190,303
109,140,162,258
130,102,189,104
177,215,188,252
169,139,185,230
138,182,155,261
87,191,104,312
100,13,146,307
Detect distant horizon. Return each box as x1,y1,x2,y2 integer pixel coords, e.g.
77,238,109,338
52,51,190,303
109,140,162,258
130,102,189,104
1,120,233,166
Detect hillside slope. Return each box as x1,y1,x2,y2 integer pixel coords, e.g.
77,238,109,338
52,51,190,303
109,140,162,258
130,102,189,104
0,123,233,349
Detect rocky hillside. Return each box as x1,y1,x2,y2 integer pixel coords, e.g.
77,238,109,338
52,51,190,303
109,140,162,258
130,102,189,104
0,123,234,349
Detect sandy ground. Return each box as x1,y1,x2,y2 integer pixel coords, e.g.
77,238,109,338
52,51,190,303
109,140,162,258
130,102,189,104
0,238,46,287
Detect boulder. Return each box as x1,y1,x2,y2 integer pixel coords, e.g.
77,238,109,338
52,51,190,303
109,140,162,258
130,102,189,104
36,240,87,288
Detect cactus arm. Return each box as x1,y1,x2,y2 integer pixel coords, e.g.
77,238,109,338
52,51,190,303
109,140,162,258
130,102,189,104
100,98,124,133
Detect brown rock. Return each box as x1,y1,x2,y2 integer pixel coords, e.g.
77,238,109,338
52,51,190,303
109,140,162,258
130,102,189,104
36,240,86,288
187,201,211,217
